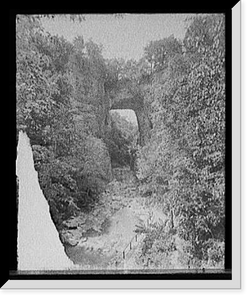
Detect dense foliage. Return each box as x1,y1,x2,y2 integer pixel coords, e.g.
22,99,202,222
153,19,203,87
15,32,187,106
136,14,225,267
16,14,226,268
104,111,138,168
16,15,113,229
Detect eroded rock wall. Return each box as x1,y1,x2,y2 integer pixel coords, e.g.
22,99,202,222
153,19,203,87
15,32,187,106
110,96,151,146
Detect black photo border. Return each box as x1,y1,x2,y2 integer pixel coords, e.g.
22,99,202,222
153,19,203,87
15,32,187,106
4,1,240,288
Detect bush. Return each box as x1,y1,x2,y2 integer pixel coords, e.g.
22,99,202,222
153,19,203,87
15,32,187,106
204,239,225,268
32,141,110,226
136,15,225,264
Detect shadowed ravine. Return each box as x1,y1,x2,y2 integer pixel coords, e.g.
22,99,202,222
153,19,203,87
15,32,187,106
64,167,167,269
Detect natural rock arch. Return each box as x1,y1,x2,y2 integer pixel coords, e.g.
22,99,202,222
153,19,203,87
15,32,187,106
90,80,152,146
109,96,152,146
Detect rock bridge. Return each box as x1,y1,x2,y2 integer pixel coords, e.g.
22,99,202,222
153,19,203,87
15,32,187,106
107,88,152,146
90,80,152,147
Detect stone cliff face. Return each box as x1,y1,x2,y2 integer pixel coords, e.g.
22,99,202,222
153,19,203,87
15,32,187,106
134,108,152,146
73,80,151,186
74,76,151,147
71,78,113,182
97,81,111,137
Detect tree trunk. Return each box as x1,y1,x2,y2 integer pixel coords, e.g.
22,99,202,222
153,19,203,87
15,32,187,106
170,208,174,229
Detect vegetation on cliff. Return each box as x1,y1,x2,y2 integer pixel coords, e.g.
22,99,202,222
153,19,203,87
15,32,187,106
16,14,226,269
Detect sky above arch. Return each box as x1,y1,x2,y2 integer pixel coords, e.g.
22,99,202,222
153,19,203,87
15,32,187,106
41,13,195,124
41,13,194,61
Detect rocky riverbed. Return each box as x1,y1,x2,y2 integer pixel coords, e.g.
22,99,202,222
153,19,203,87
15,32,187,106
60,168,168,269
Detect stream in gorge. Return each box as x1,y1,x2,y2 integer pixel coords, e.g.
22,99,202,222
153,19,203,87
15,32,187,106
63,167,168,270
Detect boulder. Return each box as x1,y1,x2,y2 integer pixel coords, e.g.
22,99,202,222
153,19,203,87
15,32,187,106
60,228,83,247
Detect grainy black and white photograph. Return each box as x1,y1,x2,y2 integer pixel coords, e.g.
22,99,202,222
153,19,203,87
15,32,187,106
15,12,228,276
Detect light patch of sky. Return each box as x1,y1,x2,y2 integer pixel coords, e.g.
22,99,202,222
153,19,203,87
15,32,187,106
110,109,138,127
41,13,194,61
41,14,194,124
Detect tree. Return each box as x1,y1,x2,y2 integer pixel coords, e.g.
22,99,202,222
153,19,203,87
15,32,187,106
16,15,113,232
136,14,225,265
144,35,183,74
17,17,53,143
176,15,225,257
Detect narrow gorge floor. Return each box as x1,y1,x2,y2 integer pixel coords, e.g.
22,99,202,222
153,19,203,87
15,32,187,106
63,167,167,271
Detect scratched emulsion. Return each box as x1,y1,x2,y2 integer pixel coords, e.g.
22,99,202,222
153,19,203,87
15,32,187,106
16,131,74,270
